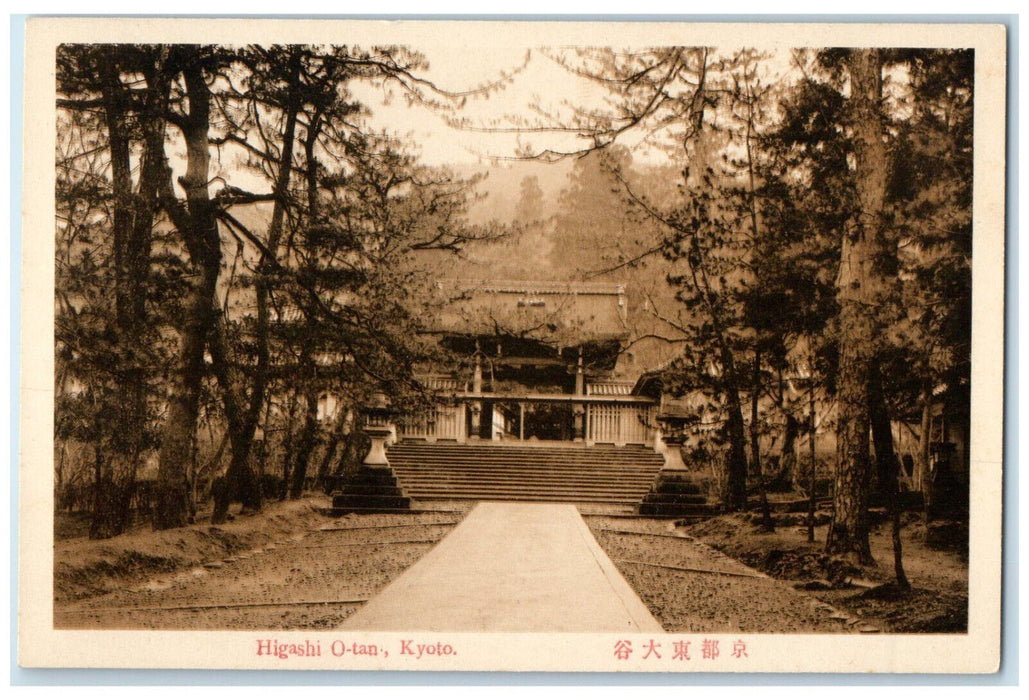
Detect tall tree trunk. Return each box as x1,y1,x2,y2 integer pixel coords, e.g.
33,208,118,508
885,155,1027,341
91,52,137,538
154,54,219,530
776,412,799,490
334,411,367,478
232,48,304,512
870,368,910,589
751,348,773,530
289,386,321,499
279,389,300,499
89,48,168,538
808,385,817,543
121,53,173,532
721,346,749,511
317,401,350,484
208,311,262,523
97,54,132,327
287,103,327,502
91,48,175,537
124,54,173,496
825,48,889,565
918,387,934,522
88,445,110,539
678,55,747,512
774,366,799,491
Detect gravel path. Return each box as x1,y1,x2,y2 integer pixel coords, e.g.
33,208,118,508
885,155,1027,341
54,510,467,630
586,516,868,634
55,505,871,634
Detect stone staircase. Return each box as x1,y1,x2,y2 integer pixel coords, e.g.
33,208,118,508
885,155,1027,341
386,441,665,507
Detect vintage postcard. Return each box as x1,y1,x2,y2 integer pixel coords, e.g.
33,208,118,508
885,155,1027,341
19,18,1006,673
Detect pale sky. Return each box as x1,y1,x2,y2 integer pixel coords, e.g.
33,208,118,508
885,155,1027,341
354,44,798,167
352,45,602,166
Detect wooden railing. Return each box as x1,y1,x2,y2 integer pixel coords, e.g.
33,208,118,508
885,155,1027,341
586,403,653,445
396,403,467,441
396,392,656,446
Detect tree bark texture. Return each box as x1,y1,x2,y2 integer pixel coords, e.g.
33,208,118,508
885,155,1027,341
208,312,262,523
279,389,300,499
317,404,350,484
154,55,219,530
870,368,910,588
825,48,889,564
90,53,137,538
90,49,173,537
808,388,817,543
234,48,304,512
289,387,321,499
918,389,934,521
721,345,749,512
751,349,773,530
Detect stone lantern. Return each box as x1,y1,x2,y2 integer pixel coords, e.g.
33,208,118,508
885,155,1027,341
362,390,397,468
330,389,411,514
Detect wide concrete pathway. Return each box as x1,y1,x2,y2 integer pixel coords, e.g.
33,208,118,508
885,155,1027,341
342,502,663,632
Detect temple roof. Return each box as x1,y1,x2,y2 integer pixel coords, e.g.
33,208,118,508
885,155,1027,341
430,279,629,346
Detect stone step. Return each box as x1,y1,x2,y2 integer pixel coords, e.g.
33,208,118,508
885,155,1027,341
338,483,408,497
390,456,664,466
391,444,663,454
639,492,709,505
401,482,654,496
389,451,662,463
399,480,653,494
393,469,658,481
637,502,723,517
332,493,412,510
408,492,643,505
392,464,661,473
396,475,656,487
389,456,664,467
392,442,657,451
396,481,656,492
390,463,663,473
397,482,655,495
649,480,705,495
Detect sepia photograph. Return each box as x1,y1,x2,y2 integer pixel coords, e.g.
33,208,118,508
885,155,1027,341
18,18,1006,673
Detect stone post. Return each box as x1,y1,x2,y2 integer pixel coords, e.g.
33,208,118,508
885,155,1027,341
573,347,585,442
470,352,482,439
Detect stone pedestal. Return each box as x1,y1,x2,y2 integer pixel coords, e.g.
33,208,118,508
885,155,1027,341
330,392,411,513
363,422,393,468
638,428,717,518
654,429,688,471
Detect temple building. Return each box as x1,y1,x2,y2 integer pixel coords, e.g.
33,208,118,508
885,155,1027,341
400,279,657,447
331,279,708,515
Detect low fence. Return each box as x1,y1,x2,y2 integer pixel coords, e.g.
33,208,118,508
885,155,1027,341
396,394,656,446
396,403,467,441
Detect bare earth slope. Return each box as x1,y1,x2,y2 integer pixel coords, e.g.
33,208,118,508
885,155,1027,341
54,499,467,630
